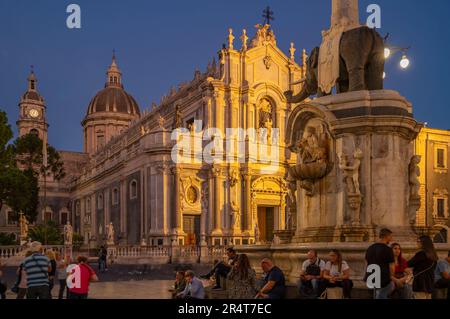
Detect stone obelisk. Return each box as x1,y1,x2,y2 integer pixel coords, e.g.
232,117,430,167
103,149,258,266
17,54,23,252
331,0,359,27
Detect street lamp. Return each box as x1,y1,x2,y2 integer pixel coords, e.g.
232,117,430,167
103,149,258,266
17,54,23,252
384,44,411,70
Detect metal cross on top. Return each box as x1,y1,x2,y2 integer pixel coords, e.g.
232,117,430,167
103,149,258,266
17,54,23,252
262,6,275,25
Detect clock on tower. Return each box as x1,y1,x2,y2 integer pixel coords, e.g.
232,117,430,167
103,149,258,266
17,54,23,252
16,68,48,142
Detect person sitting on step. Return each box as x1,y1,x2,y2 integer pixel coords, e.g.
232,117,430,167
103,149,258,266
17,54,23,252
323,249,353,299
201,247,238,290
298,249,326,299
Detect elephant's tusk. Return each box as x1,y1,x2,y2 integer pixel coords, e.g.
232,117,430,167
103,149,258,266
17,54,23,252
291,78,306,86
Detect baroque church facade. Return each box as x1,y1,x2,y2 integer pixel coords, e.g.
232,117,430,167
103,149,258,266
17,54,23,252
1,25,449,246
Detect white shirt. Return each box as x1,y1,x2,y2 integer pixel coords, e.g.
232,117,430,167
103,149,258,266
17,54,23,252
302,258,326,272
324,261,350,277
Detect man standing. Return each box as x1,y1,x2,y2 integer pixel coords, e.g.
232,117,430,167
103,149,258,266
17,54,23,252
298,250,326,298
434,251,450,299
256,258,286,299
23,241,51,299
178,270,205,299
365,228,395,299
201,247,238,290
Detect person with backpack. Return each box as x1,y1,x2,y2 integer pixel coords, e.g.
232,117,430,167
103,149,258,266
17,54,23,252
298,250,326,298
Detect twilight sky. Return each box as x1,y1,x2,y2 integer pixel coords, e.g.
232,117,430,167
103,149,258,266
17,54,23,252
1,0,449,151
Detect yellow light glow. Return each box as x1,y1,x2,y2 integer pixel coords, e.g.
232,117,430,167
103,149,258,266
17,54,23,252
384,48,391,59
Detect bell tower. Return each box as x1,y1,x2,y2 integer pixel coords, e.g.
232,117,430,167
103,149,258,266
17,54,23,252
17,68,48,142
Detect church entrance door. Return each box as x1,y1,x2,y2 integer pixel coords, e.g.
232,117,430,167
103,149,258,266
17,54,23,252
257,206,275,242
183,215,200,246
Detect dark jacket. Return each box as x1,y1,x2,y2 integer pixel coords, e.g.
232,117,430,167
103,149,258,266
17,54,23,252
407,251,436,293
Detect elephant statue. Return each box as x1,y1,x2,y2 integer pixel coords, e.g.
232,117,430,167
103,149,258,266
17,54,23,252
285,26,385,104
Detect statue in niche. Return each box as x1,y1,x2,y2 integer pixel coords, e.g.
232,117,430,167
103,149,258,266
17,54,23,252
289,125,332,196
228,169,239,188
259,99,272,129
409,155,421,200
339,148,363,195
230,201,241,229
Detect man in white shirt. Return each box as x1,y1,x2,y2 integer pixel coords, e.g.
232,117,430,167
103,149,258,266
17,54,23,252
298,250,326,298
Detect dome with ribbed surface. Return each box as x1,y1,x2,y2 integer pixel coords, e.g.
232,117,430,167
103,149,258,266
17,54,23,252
85,54,140,116
87,87,140,116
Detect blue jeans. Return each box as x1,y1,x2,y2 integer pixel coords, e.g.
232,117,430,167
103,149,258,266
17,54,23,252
374,281,394,299
298,279,323,298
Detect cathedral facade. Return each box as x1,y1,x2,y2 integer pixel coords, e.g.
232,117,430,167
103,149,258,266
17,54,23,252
1,25,449,246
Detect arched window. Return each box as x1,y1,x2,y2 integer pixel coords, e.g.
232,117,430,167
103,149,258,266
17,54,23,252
60,211,68,225
30,129,39,135
98,194,104,210
130,180,137,199
112,188,119,205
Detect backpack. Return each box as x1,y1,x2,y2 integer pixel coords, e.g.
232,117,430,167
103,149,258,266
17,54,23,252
305,259,322,277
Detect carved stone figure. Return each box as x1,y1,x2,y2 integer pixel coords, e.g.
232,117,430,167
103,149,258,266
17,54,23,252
19,213,29,239
286,176,297,230
409,155,421,199
254,222,260,244
258,99,272,129
64,221,73,245
228,169,239,188
107,222,115,245
230,201,241,230
172,105,182,129
339,148,363,195
289,125,332,196
339,148,363,226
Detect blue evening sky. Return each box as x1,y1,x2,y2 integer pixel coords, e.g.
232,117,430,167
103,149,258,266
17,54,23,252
1,0,449,151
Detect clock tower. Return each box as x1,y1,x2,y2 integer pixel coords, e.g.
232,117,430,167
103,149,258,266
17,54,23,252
17,69,48,142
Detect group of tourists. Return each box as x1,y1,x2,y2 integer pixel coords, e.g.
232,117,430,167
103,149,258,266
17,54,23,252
4,241,98,299
196,229,449,300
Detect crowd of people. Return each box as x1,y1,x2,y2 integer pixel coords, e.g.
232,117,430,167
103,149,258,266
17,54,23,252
0,241,98,299
188,229,449,300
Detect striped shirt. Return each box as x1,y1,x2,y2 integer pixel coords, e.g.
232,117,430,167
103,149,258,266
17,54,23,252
23,253,50,288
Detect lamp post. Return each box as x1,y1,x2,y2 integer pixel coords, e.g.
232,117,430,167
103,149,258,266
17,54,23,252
383,44,411,78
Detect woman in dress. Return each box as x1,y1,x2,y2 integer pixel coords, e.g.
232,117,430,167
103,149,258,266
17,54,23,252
227,254,257,299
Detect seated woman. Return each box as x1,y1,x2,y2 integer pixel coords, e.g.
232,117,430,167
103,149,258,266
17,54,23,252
227,254,257,299
391,243,413,299
323,249,353,299
170,271,187,299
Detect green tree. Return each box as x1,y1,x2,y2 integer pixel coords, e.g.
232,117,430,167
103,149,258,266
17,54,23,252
14,133,65,180
0,232,17,245
28,221,63,245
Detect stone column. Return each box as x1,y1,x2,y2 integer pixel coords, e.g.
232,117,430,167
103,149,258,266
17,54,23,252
171,167,183,236
211,166,222,236
120,177,126,236
243,172,252,231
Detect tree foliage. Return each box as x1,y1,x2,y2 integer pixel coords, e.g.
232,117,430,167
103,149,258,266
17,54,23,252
0,232,17,245
28,221,63,245
0,111,64,223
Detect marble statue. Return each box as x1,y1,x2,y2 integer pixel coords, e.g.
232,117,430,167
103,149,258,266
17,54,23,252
19,213,29,239
339,148,363,195
230,201,241,230
409,155,421,199
64,221,73,245
107,222,115,245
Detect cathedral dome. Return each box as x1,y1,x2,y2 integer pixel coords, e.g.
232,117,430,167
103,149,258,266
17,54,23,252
85,54,140,117
86,86,140,116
